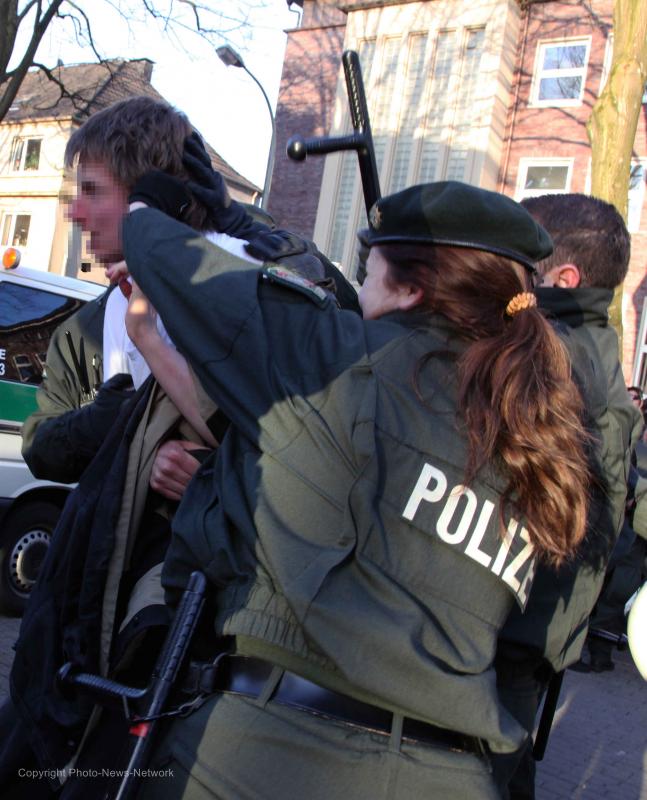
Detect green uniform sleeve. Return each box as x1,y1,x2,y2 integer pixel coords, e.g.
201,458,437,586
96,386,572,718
123,209,371,448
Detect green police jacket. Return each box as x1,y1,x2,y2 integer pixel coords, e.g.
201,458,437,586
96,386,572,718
123,208,541,754
498,287,642,672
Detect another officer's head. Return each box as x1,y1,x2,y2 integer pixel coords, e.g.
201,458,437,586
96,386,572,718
65,96,214,264
521,193,630,290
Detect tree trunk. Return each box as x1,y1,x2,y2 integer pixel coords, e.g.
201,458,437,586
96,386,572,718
587,0,647,355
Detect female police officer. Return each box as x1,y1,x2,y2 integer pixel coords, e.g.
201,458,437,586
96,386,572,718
122,180,590,799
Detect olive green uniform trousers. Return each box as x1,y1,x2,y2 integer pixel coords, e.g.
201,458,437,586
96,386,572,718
140,687,499,800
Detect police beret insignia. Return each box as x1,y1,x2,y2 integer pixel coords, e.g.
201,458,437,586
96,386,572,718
369,203,382,230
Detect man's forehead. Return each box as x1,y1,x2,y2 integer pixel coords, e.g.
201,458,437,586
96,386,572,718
77,158,124,189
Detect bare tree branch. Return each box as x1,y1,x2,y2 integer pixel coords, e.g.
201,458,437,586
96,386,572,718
0,0,268,127
0,0,64,121
61,1,104,62
30,59,89,111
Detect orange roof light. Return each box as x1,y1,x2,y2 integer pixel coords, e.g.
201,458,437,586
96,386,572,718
2,247,21,269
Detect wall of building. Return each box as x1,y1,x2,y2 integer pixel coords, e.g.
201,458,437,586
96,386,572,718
500,0,647,380
268,0,347,236
0,119,71,272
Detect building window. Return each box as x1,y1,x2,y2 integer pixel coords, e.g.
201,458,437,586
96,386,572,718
10,137,41,171
531,39,590,106
628,162,646,233
516,159,573,199
1,213,31,247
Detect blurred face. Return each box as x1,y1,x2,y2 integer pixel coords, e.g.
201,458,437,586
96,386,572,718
69,160,129,264
359,247,420,320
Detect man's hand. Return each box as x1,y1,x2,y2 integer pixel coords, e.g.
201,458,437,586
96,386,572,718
150,440,208,501
105,260,129,284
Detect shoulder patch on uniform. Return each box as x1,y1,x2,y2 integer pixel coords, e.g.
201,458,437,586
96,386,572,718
261,265,329,307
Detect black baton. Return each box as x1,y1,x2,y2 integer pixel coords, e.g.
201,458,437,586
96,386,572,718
532,670,564,761
287,50,381,213
57,571,208,799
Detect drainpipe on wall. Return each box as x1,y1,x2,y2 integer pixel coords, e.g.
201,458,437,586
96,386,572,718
498,1,532,194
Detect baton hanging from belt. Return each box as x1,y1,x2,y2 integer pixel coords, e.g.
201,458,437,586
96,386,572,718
532,669,564,761
286,50,381,214
57,571,207,800
533,627,629,760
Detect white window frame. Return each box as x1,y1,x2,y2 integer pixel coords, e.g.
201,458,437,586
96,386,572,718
530,38,591,108
515,158,574,200
628,159,647,233
599,33,614,96
0,212,31,247
632,297,647,390
9,136,42,172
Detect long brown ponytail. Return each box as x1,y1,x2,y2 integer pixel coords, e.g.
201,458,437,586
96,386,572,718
380,243,589,567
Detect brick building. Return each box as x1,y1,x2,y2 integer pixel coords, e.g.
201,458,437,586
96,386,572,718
269,0,647,382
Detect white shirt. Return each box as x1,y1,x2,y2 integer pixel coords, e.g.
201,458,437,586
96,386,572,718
102,230,261,390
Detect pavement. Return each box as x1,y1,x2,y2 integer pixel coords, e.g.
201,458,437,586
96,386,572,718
0,611,645,798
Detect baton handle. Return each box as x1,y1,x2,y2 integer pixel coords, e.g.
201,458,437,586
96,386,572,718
57,663,147,703
287,133,367,160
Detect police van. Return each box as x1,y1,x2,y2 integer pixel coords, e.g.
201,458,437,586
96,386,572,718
0,250,104,614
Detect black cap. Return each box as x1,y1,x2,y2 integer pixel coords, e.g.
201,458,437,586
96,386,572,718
359,181,553,274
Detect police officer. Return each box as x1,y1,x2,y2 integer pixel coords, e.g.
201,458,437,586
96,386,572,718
121,181,591,799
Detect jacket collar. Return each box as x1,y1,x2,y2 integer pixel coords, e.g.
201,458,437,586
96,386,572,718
535,286,612,329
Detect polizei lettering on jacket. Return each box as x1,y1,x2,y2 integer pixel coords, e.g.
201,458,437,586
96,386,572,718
402,462,536,607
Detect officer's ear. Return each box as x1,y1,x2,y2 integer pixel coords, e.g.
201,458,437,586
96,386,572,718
396,283,424,311
554,263,581,288
539,263,581,288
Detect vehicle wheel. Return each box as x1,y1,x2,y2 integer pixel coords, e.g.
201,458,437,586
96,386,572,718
0,501,60,616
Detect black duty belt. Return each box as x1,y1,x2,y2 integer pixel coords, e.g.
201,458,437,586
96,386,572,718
183,655,484,756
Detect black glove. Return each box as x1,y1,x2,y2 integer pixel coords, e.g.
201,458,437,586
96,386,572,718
129,171,191,220
24,373,135,483
183,132,261,238
183,132,229,206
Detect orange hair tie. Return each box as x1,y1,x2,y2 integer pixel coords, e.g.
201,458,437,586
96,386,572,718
505,292,537,317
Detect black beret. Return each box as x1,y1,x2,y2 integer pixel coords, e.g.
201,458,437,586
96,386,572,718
359,181,553,274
